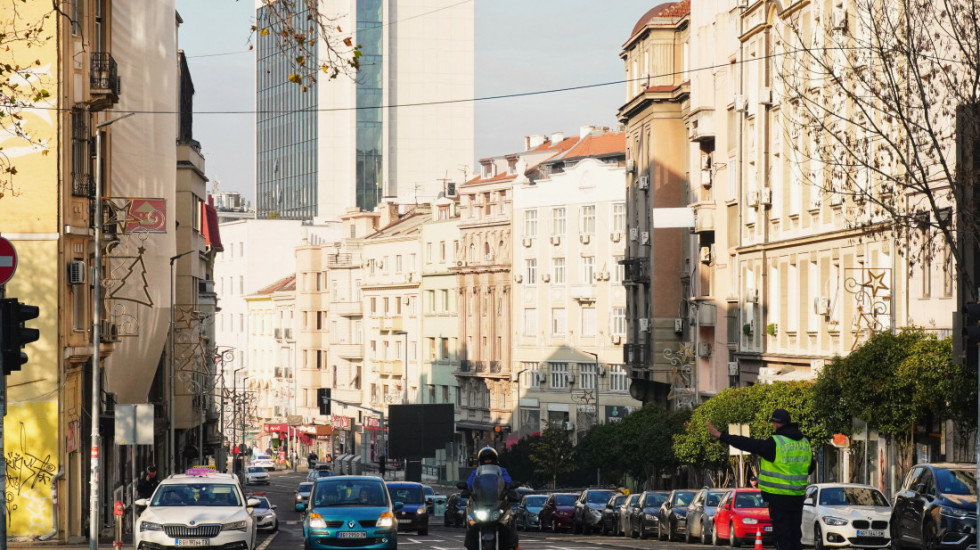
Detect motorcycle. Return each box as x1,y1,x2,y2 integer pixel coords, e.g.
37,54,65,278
458,465,520,550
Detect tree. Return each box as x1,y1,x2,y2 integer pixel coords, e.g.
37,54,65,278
499,435,544,488
529,423,575,489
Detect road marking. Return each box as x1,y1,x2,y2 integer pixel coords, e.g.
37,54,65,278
255,531,277,550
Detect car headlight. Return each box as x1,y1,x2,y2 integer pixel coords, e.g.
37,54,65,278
221,520,248,532
940,506,971,519
743,518,759,525
296,494,303,501
474,510,489,521
591,509,602,518
822,516,849,526
140,521,163,532
309,513,327,529
377,512,396,528
417,507,425,515
529,513,538,519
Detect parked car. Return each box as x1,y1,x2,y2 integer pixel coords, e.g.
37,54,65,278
630,490,669,539
252,454,275,471
302,475,400,550
712,488,773,547
511,487,536,514
244,466,270,486
618,494,641,537
295,481,313,512
540,493,578,533
658,489,697,541
573,488,617,535
515,494,547,531
891,463,976,550
386,481,429,536
686,488,727,544
443,493,468,527
600,494,628,536
801,483,891,550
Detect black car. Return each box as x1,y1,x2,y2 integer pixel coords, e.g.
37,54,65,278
444,492,468,527
891,463,977,550
657,489,697,541
630,490,669,539
515,494,547,531
600,493,628,536
573,488,618,535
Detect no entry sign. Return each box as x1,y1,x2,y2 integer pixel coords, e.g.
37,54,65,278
0,237,16,286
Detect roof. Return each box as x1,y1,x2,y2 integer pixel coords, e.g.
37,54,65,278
629,0,690,38
255,274,296,295
366,208,429,239
463,134,597,187
556,131,625,161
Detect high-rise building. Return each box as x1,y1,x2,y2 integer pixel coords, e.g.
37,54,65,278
255,0,475,221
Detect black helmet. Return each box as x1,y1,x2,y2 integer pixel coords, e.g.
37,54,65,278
477,446,498,464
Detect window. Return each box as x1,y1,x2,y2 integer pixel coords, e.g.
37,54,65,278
579,363,598,390
525,259,537,284
524,308,537,337
552,207,566,235
581,256,595,283
553,258,566,285
581,306,596,337
439,241,446,262
426,243,433,262
523,209,538,237
550,362,569,389
426,290,435,313
614,256,625,283
440,289,450,312
428,338,437,360
609,364,628,392
520,361,540,388
409,253,416,271
396,255,403,273
551,308,566,336
612,307,626,335
382,256,390,274
613,203,626,232
580,205,596,234
440,338,449,361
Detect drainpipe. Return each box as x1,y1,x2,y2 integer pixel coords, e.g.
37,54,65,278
37,467,65,541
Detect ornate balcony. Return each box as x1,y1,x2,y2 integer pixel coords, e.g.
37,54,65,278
622,258,650,285
624,343,648,368
90,52,120,111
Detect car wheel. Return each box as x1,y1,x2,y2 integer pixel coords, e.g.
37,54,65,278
659,520,668,541
444,515,450,527
271,520,279,533
923,520,941,550
890,520,905,550
631,522,639,539
814,524,824,550
729,523,740,548
686,520,694,544
583,521,592,536
669,519,678,542
702,522,710,545
713,524,721,546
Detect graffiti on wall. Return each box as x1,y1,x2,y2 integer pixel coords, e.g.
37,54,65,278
3,401,57,535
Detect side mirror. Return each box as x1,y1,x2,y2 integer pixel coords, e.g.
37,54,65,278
914,483,927,494
246,498,260,508
394,502,404,511
272,504,278,510
297,503,306,512
803,498,814,506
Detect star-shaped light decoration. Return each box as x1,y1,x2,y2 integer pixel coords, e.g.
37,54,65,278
863,270,889,297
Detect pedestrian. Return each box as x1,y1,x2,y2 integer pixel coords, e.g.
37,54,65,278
378,454,386,479
748,474,759,489
707,409,813,550
308,451,317,469
136,465,160,500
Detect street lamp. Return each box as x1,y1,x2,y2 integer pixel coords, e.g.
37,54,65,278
89,111,134,550
168,249,195,475
395,330,409,403
231,366,244,472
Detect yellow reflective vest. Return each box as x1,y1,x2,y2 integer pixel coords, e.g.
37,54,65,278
758,434,811,496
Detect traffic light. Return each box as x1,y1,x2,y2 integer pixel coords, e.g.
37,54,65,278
317,388,331,415
961,302,980,367
1,298,40,375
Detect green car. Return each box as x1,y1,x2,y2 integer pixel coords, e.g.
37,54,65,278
301,475,402,550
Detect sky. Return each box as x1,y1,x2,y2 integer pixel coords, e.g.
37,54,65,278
175,0,655,203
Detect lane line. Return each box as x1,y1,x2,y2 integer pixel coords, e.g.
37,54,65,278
255,531,277,550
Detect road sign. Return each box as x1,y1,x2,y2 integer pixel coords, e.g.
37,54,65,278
0,237,16,286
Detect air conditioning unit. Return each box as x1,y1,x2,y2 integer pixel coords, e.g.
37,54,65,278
629,228,638,241
564,421,575,431
610,231,622,242
550,235,561,246
541,273,551,283
641,231,650,245
101,321,119,343
580,234,591,245
522,237,533,248
67,260,86,285
566,373,575,385
748,190,760,207
760,187,773,206
456,260,465,267
701,154,712,171
514,274,523,284
626,158,636,174
747,288,759,303
698,342,712,357
701,167,712,188
639,318,650,332
699,246,712,264
674,318,684,334
734,94,748,112
601,271,610,281
637,175,649,190
813,296,831,316
611,334,622,345
727,361,740,376
760,87,773,105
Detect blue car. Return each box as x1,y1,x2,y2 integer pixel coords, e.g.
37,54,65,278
302,476,401,550
385,481,429,536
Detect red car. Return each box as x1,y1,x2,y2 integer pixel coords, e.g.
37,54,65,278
540,493,577,533
712,489,773,547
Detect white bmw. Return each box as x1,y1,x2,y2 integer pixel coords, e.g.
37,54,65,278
135,469,259,550
802,483,892,550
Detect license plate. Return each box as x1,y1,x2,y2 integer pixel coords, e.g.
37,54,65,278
338,531,366,539
764,526,773,533
858,530,885,537
175,540,209,547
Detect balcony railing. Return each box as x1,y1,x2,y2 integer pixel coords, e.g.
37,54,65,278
72,173,93,198
622,258,650,285
624,343,649,367
90,52,120,110
327,253,353,266
458,360,473,373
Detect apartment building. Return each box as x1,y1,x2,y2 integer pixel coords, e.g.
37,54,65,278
511,127,640,442
618,2,691,407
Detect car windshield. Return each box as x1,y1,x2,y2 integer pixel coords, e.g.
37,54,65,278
525,496,546,508
255,455,271,461
315,470,333,477
556,494,577,506
645,494,667,508
626,495,640,507
819,487,889,507
312,480,387,507
253,496,271,509
588,491,615,504
298,483,313,494
247,467,264,473
935,468,977,496
735,492,766,508
672,491,696,506
152,484,241,507
389,486,425,504
612,495,626,507
424,486,434,496
706,492,724,506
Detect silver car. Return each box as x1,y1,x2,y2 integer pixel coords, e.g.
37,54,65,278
685,488,726,543
245,466,270,485
619,494,641,537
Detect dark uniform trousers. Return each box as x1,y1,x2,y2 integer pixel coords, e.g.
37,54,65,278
765,493,805,550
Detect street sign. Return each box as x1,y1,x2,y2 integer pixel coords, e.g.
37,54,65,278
0,237,16,286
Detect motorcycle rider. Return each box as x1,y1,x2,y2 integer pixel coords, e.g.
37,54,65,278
464,446,519,550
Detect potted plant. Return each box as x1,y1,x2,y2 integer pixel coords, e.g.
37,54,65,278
766,323,778,336
743,323,753,337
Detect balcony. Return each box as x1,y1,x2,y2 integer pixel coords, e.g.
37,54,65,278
327,253,353,267
687,108,715,143
693,204,715,233
334,343,363,359
333,301,362,317
569,285,596,302
379,316,403,332
624,343,649,367
622,258,650,285
90,52,120,111
72,174,93,198
379,360,404,377
457,360,473,374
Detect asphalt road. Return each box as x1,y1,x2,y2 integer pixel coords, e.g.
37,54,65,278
252,470,728,550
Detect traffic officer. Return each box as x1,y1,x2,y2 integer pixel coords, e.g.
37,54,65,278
706,409,813,550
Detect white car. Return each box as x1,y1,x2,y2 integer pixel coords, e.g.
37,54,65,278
245,466,270,485
802,483,892,549
252,454,275,471
135,468,259,550
249,493,279,532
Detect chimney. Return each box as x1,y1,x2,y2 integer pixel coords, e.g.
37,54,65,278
379,201,400,228
580,125,597,138
550,132,565,145
527,134,547,150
